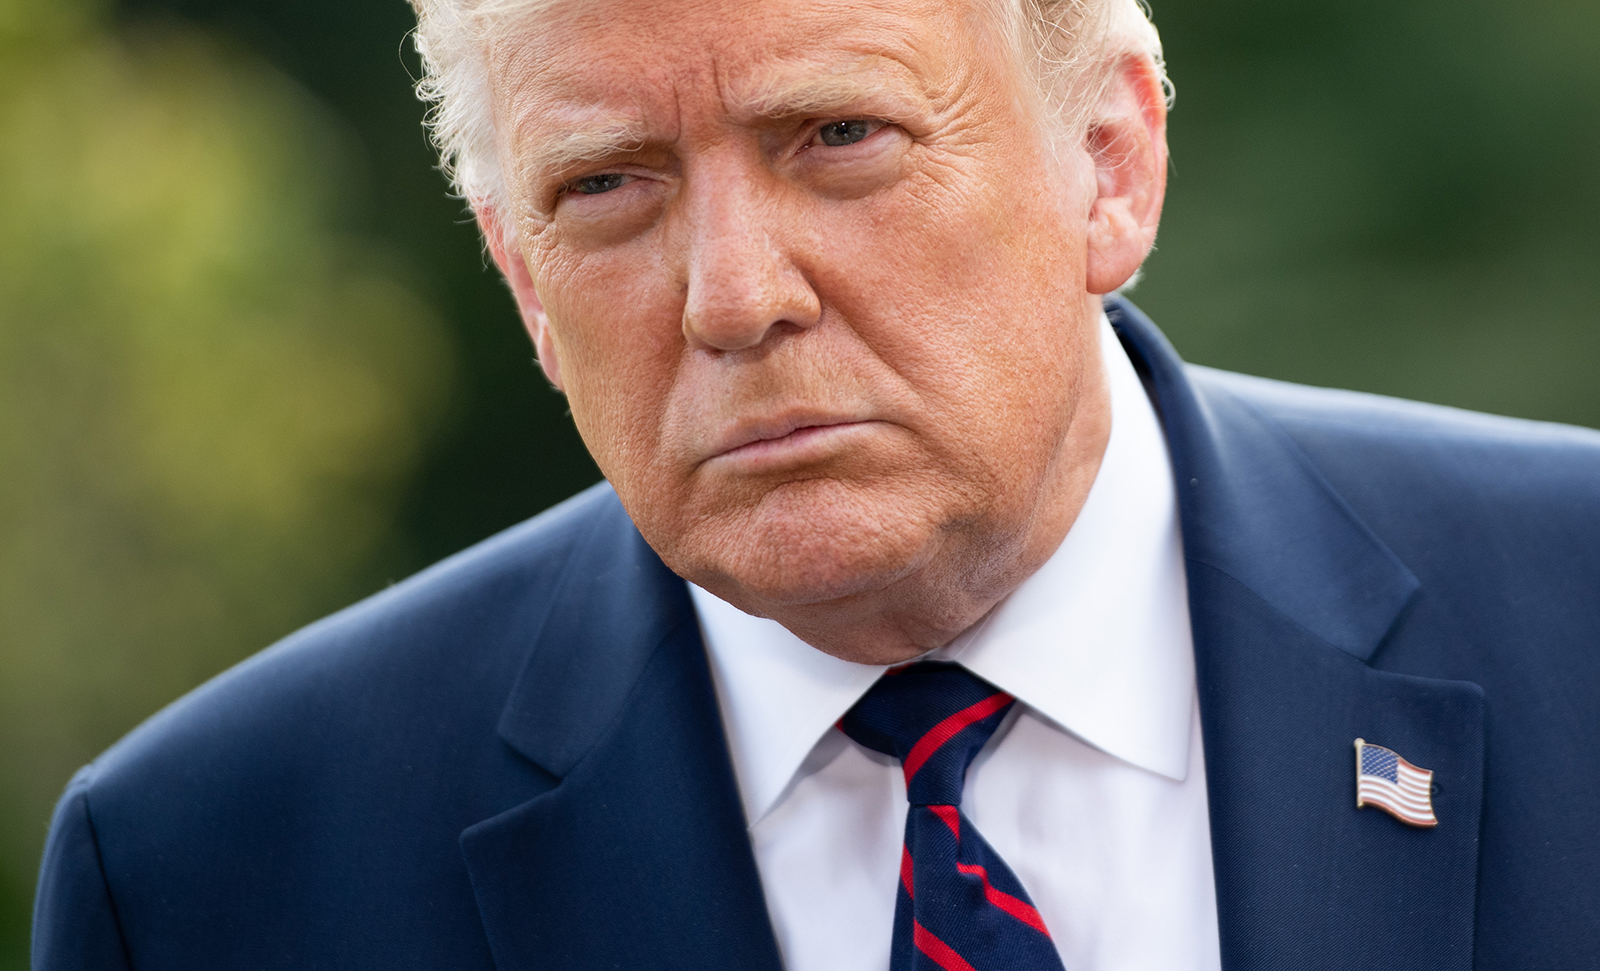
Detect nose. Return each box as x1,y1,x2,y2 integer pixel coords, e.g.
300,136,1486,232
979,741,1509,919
680,174,822,352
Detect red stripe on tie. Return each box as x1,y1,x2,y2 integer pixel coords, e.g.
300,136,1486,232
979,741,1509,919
955,862,1051,935
902,692,1014,782
930,804,962,839
901,846,915,898
913,921,978,971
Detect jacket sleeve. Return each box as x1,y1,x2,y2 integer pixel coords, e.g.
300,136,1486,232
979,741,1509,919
32,768,133,971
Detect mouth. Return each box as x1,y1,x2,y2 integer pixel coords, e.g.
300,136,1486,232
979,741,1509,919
707,414,877,468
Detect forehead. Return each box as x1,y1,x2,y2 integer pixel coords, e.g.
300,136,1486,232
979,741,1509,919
486,0,977,140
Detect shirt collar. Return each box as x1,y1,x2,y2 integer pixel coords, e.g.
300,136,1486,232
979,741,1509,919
691,313,1195,827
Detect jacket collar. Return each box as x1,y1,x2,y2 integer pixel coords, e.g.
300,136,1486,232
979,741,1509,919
493,498,689,777
1110,295,1483,971
461,493,785,971
1107,296,1420,662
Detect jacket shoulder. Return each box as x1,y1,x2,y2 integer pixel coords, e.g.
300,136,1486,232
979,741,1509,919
34,483,630,969
84,481,623,799
1188,366,1600,666
1189,365,1600,495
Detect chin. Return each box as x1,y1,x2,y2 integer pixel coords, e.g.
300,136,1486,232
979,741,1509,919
665,477,950,610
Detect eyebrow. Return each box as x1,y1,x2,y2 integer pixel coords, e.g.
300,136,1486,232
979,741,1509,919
519,56,924,180
728,59,916,121
518,117,653,181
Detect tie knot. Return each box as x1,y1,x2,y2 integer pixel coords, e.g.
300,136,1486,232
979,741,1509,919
839,661,1015,806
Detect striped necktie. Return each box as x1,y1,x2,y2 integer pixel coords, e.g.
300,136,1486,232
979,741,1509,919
840,661,1066,971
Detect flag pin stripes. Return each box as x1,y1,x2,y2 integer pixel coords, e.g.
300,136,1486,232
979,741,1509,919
1354,738,1437,827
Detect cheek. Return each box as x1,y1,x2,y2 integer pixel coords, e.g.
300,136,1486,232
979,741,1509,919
536,243,684,482
813,162,1087,413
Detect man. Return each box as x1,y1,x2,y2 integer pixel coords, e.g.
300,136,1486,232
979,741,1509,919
30,0,1600,968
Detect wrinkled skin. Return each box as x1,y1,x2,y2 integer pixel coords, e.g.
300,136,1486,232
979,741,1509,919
480,0,1168,663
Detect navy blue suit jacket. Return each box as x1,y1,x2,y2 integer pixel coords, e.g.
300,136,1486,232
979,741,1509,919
32,299,1600,970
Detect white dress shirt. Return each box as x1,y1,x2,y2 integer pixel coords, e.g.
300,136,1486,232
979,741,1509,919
689,315,1222,971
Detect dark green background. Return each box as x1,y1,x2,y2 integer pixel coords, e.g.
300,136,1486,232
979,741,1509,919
2,0,1595,963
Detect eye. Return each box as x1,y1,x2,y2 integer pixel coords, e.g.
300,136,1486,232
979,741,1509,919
815,119,881,148
569,173,630,195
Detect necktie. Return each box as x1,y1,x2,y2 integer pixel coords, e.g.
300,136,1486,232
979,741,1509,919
839,661,1067,971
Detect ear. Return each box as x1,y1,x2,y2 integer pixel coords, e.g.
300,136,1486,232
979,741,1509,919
1083,54,1169,295
479,206,564,390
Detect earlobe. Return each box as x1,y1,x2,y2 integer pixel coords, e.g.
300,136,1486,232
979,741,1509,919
1083,55,1169,295
479,206,565,390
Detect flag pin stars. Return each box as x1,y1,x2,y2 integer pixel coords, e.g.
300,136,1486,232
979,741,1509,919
1354,739,1437,827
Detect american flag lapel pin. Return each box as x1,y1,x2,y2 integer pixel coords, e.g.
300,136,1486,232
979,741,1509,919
1354,738,1438,827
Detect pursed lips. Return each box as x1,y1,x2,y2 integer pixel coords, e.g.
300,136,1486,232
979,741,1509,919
705,413,876,467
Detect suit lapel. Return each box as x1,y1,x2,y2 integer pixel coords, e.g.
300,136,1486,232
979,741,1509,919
1111,297,1484,971
460,496,785,971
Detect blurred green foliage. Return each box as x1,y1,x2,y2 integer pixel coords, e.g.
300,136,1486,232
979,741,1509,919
1137,0,1600,426
1,0,1596,964
0,0,451,961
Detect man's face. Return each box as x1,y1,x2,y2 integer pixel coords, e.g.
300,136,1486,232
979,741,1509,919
491,0,1104,628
